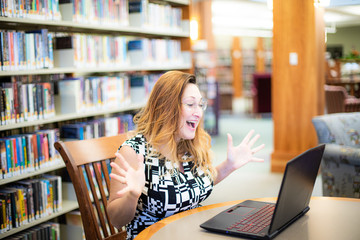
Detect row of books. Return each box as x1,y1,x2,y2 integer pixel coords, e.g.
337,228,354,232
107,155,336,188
60,0,129,26
129,0,183,31
0,71,159,126
56,74,131,115
1,0,185,32
53,34,128,68
0,81,56,126
0,0,62,20
0,29,54,71
0,175,62,233
0,30,186,72
0,129,60,179
127,38,183,66
129,73,160,104
5,222,60,240
60,113,134,140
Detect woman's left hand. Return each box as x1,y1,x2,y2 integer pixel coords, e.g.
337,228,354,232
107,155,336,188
226,129,265,171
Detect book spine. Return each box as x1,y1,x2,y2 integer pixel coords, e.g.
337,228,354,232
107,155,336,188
0,141,7,178
0,31,3,71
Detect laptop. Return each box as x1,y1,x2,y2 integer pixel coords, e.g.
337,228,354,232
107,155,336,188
200,144,325,239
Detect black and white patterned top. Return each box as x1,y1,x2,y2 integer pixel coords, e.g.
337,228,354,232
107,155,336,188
119,134,214,240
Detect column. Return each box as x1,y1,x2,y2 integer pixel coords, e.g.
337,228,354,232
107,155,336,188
232,36,243,97
271,0,325,172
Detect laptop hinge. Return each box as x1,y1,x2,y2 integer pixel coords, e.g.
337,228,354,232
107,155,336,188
268,206,310,239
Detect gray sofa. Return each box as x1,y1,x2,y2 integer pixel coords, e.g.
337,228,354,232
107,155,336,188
312,112,360,198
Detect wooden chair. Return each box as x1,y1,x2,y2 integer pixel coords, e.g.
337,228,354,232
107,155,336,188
54,134,128,240
324,84,360,113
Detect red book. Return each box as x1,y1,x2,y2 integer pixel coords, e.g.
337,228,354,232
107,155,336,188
11,138,18,174
31,134,38,169
42,133,49,164
8,31,15,70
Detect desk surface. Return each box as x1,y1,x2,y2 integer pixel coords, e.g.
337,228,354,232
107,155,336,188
134,197,360,240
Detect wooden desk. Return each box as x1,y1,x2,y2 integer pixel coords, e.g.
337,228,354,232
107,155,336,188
134,197,360,240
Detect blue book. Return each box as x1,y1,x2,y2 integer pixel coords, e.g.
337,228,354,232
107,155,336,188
37,134,44,167
21,136,28,170
48,33,54,68
15,137,23,173
60,123,86,140
128,0,147,27
5,139,12,177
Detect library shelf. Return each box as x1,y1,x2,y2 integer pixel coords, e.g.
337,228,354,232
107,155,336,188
0,199,79,239
0,0,192,238
0,63,192,77
0,160,65,185
0,17,189,38
0,102,145,131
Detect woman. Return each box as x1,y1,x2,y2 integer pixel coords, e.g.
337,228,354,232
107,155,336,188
107,71,264,240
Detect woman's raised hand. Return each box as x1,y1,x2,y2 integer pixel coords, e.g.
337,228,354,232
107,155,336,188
226,129,265,171
110,152,145,199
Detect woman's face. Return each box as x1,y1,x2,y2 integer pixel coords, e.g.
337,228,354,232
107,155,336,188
177,83,206,141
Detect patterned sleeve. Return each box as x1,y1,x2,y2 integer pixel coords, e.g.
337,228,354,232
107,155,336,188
118,134,146,156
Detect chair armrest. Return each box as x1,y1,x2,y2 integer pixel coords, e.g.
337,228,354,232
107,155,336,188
312,118,333,143
323,144,360,166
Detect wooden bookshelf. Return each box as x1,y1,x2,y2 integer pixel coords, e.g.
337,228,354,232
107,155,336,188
0,0,192,237
0,200,79,239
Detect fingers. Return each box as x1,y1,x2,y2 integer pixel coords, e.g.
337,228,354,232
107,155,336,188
241,129,255,145
251,143,265,154
115,187,129,197
109,172,127,184
251,157,265,162
115,152,130,171
227,133,233,150
248,133,260,148
110,161,126,176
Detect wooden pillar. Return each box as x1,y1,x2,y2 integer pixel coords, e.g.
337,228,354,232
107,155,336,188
232,37,243,97
271,0,325,172
256,37,266,73
191,0,214,51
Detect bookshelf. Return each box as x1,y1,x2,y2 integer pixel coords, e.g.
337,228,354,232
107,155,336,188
0,0,191,238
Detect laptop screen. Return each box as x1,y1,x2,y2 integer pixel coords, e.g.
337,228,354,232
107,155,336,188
269,145,324,234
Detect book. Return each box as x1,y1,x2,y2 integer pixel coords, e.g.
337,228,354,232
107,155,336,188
0,140,6,178
127,39,145,66
0,31,3,71
0,191,12,231
59,0,74,22
0,86,5,125
130,74,148,104
1,30,9,71
53,35,76,68
16,180,35,222
0,188,19,228
128,0,148,27
55,77,84,114
60,122,86,140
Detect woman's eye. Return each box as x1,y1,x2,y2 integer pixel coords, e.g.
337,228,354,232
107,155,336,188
186,103,194,107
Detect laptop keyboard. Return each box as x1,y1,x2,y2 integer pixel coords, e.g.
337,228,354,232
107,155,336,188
227,204,275,234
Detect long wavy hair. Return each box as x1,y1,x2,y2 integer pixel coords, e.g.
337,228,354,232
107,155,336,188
133,71,216,179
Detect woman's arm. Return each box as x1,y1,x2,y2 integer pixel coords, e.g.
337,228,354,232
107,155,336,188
107,146,145,229
214,130,265,185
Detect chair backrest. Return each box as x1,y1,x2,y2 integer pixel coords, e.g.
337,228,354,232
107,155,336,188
54,134,129,240
324,84,347,113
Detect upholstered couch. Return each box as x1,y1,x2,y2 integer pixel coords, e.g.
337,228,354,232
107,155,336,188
312,112,360,198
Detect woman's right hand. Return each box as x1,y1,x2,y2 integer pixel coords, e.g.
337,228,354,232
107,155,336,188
110,152,145,199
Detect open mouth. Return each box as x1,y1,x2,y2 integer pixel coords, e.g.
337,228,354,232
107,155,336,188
186,121,196,129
